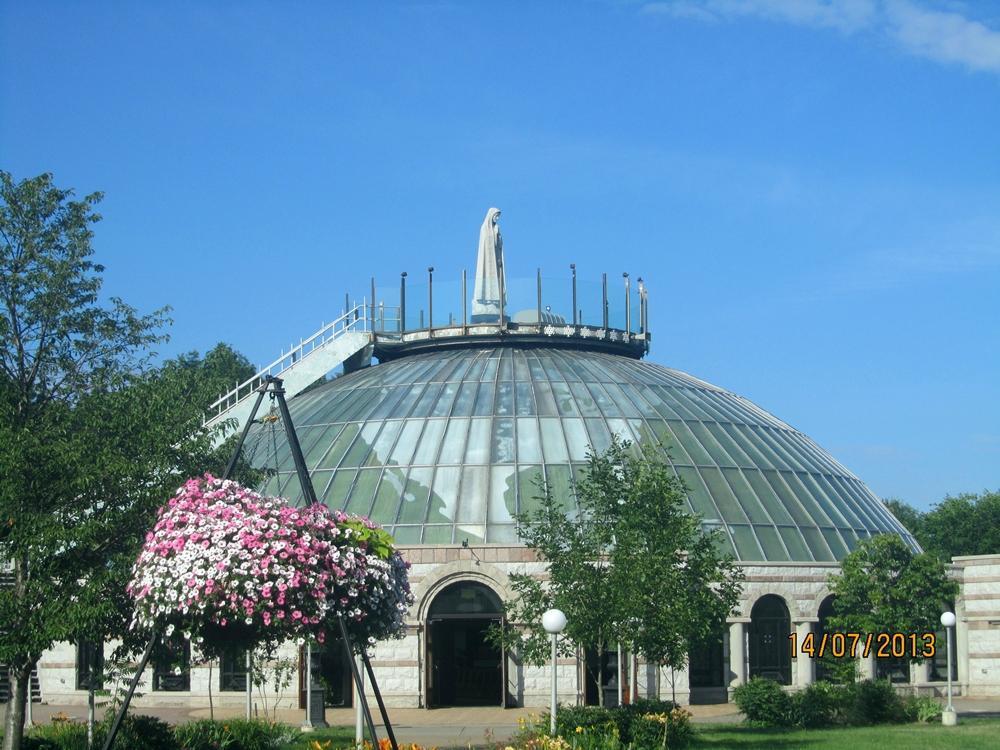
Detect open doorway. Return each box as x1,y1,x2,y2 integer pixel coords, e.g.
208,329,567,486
426,581,504,707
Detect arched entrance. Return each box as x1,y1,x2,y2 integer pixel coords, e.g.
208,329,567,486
749,594,791,685
426,581,504,707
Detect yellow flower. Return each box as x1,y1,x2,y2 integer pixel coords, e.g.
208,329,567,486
575,726,583,733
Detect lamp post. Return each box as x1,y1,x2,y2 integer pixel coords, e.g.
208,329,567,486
941,611,957,726
542,608,567,736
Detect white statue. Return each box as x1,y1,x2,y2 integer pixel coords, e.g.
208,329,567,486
472,207,505,322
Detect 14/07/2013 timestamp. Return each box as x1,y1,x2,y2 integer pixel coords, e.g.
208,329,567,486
789,632,936,659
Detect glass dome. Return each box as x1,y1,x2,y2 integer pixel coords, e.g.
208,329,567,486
247,346,917,562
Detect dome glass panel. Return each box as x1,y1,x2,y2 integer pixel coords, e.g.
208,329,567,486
246,347,918,561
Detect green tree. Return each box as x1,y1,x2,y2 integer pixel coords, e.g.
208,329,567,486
827,534,958,655
919,492,1000,559
0,170,255,750
492,438,743,704
883,498,924,540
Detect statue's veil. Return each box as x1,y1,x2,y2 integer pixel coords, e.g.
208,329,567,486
472,207,505,320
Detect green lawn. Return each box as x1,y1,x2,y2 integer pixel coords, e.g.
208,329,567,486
689,719,1000,749
277,725,356,749
274,719,1000,749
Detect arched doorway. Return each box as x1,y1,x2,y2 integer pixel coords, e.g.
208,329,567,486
749,594,791,685
426,581,504,707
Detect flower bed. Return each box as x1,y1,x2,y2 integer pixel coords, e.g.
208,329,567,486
127,474,413,656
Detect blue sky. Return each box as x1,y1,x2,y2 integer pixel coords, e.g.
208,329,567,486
2,0,998,509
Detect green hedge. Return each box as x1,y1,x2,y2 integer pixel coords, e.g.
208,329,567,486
25,717,299,750
734,677,945,729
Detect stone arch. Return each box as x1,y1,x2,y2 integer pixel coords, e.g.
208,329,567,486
412,560,512,623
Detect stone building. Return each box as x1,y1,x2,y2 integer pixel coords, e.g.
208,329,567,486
25,215,999,710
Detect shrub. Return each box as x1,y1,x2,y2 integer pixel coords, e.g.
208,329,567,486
174,719,237,750
613,699,677,744
226,719,300,750
28,715,176,750
789,681,841,728
732,677,793,727
843,679,906,726
630,708,694,749
902,693,943,724
26,722,87,750
553,704,615,736
174,718,299,750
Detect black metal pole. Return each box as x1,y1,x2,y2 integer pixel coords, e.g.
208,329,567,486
222,386,269,480
400,272,407,334
602,273,608,329
498,254,506,327
570,264,577,327
271,378,318,506
638,278,645,334
338,616,382,748
362,652,399,750
101,630,158,750
273,380,398,748
536,268,542,324
623,272,631,333
427,266,434,330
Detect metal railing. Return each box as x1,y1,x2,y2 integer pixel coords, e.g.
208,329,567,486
204,302,370,424
206,266,649,423
368,266,649,336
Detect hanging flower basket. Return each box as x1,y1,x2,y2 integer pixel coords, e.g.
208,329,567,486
127,474,413,657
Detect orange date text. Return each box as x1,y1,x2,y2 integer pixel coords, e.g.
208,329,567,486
788,632,935,659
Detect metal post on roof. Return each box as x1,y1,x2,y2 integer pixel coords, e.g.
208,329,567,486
624,272,631,334
570,264,577,327
536,268,542,325
637,278,645,334
344,292,349,317
370,277,376,328
427,267,434,331
602,273,608,329
400,272,407,334
462,268,467,329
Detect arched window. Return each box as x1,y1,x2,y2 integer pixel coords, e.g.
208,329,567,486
749,594,791,685
815,595,841,683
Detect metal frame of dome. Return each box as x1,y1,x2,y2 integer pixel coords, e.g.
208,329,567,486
250,343,916,562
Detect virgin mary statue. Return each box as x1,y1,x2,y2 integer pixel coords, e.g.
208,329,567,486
471,207,505,322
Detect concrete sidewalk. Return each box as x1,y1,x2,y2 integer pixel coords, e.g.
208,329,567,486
23,697,1000,746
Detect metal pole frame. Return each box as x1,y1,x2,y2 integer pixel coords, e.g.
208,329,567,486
536,268,542,325
570,264,577,327
105,381,278,749
107,377,400,750
101,631,158,750
427,267,434,332
462,269,468,330
602,273,608,330
400,272,407,334
623,272,631,334
273,380,397,750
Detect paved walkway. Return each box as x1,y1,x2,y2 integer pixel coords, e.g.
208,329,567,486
24,696,1000,746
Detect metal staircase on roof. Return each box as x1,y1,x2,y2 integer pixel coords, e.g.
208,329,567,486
204,302,374,433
